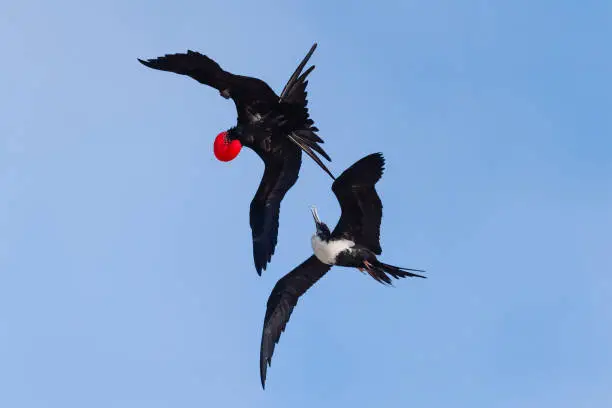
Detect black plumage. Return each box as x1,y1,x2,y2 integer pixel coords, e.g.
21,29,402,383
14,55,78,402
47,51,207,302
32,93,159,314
259,153,426,388
138,43,334,275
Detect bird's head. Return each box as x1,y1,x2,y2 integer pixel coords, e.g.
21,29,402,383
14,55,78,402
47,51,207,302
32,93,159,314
310,205,331,240
213,129,242,162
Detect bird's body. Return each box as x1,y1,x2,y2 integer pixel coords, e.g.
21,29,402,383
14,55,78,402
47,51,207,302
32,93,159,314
310,234,355,265
259,153,426,388
138,43,334,275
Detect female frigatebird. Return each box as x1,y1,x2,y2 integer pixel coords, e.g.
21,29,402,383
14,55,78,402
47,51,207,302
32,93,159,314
259,152,426,388
138,44,334,275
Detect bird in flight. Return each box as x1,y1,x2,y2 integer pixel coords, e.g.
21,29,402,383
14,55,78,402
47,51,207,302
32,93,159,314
138,43,334,275
259,152,426,388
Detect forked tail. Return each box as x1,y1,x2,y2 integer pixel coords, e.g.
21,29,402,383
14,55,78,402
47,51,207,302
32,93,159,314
279,43,336,180
362,260,426,285
279,43,318,102
287,131,335,179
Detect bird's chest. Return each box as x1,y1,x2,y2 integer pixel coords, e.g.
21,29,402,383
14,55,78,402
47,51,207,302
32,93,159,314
237,124,278,154
311,235,355,265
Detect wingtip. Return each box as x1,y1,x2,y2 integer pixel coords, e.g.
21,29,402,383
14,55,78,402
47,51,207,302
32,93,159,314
137,58,156,69
371,152,386,176
254,252,265,276
260,357,268,389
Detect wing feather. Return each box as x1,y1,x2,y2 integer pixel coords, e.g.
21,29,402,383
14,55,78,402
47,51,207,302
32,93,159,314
260,255,331,388
249,143,302,274
331,153,385,254
137,51,279,115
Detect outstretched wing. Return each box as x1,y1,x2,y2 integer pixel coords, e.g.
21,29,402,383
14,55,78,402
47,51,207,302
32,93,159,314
249,142,302,275
260,255,332,389
137,51,278,119
331,153,385,254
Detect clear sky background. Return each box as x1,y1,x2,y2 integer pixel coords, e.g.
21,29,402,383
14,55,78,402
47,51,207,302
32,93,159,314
1,0,611,407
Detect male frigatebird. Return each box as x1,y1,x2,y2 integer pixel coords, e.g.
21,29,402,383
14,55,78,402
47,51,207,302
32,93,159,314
259,152,426,388
138,43,334,275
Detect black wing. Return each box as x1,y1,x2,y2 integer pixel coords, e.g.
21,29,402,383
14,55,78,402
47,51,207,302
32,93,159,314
331,153,385,254
250,142,302,275
137,50,279,120
260,255,332,389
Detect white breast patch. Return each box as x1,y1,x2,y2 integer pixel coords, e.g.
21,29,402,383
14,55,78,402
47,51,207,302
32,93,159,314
311,235,355,265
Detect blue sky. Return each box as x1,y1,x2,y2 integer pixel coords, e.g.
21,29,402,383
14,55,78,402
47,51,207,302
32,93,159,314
1,0,611,406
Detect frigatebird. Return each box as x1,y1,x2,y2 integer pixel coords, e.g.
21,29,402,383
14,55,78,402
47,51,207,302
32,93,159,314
259,152,426,388
138,43,334,275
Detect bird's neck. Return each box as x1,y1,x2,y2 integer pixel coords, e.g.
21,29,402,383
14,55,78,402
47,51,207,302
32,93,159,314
228,124,259,146
315,231,331,242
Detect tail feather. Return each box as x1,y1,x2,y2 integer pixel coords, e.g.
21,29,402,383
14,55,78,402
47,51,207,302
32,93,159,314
279,44,317,103
365,261,426,286
294,129,324,144
291,131,330,160
287,133,335,180
278,43,334,180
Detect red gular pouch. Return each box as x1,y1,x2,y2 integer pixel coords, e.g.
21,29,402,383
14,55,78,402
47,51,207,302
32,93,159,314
213,131,242,162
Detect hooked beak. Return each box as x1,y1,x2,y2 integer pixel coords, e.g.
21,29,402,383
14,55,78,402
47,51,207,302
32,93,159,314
310,205,322,226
